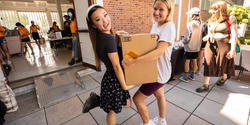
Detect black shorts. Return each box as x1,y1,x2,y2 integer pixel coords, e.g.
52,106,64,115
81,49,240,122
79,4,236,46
184,52,198,59
21,37,31,42
200,42,207,49
32,32,40,40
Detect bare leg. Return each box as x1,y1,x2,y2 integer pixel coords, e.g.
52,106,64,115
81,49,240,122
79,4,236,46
197,49,204,73
191,59,197,73
153,86,166,118
185,59,190,72
26,42,34,53
204,76,210,85
223,74,227,80
133,91,149,123
21,42,25,54
35,39,41,49
107,110,116,125
1,43,10,61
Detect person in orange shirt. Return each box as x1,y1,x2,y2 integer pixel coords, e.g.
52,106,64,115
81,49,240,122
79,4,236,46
51,22,60,32
30,21,41,49
0,24,11,64
15,22,34,55
67,8,81,65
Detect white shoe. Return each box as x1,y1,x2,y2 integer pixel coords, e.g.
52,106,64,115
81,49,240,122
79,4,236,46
152,117,167,125
140,120,156,125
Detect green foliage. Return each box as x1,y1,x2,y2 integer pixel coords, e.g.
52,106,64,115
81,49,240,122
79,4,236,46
228,5,250,26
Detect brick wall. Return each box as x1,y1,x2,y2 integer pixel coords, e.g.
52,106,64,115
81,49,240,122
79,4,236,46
103,0,179,34
102,0,204,39
103,0,154,34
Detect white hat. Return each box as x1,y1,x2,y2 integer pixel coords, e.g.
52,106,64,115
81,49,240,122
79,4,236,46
186,7,200,15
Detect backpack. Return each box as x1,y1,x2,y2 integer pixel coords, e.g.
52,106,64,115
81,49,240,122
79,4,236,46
0,100,7,125
226,17,241,53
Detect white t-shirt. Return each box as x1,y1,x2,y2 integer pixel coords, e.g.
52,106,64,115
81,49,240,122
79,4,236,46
150,22,176,84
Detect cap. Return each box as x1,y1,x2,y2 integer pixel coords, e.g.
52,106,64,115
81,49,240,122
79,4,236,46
186,7,200,15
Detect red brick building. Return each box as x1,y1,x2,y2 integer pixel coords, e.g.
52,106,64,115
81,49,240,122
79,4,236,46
89,0,210,40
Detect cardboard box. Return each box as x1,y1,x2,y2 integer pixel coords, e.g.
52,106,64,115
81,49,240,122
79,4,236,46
119,34,158,85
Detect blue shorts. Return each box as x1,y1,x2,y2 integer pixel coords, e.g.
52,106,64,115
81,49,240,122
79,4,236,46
139,82,164,96
0,37,7,44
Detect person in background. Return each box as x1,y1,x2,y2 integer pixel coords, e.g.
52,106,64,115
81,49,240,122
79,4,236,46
30,21,41,49
0,23,11,64
123,0,175,124
82,5,132,125
51,21,60,32
15,22,34,55
63,15,72,36
47,28,56,39
179,7,207,82
67,8,82,65
196,22,208,75
196,1,237,93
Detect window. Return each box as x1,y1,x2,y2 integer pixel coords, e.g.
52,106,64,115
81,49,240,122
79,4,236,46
0,10,19,29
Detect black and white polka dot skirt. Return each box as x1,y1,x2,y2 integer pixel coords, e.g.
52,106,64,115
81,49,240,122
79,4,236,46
100,70,130,114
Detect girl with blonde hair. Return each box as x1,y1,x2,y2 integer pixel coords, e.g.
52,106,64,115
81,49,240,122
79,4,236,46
196,1,237,92
123,0,176,124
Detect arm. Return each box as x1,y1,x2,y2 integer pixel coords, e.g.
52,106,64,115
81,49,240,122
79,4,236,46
182,28,191,44
108,52,128,90
123,41,171,67
227,23,237,58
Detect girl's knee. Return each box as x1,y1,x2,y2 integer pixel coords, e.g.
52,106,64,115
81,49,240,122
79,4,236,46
155,94,165,101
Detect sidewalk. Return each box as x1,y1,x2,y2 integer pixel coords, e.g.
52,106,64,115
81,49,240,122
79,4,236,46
4,70,250,125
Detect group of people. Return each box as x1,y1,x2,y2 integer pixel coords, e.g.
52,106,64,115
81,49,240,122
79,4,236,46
1,7,81,66
179,1,237,93
47,8,81,66
80,0,237,125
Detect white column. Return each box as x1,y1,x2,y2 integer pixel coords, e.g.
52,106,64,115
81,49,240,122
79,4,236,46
46,8,52,27
176,0,182,40
55,0,64,29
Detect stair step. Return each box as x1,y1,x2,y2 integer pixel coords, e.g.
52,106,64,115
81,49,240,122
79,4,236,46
9,78,34,90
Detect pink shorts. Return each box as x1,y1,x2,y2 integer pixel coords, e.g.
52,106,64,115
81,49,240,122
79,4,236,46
139,82,164,96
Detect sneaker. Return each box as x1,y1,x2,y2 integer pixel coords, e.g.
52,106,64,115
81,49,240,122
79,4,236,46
179,76,189,83
152,117,167,125
216,78,227,86
196,85,209,93
68,59,75,65
140,120,156,125
189,72,195,80
82,92,100,113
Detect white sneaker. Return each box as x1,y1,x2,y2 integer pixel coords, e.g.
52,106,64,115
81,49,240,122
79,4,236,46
152,117,167,125
140,120,156,125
